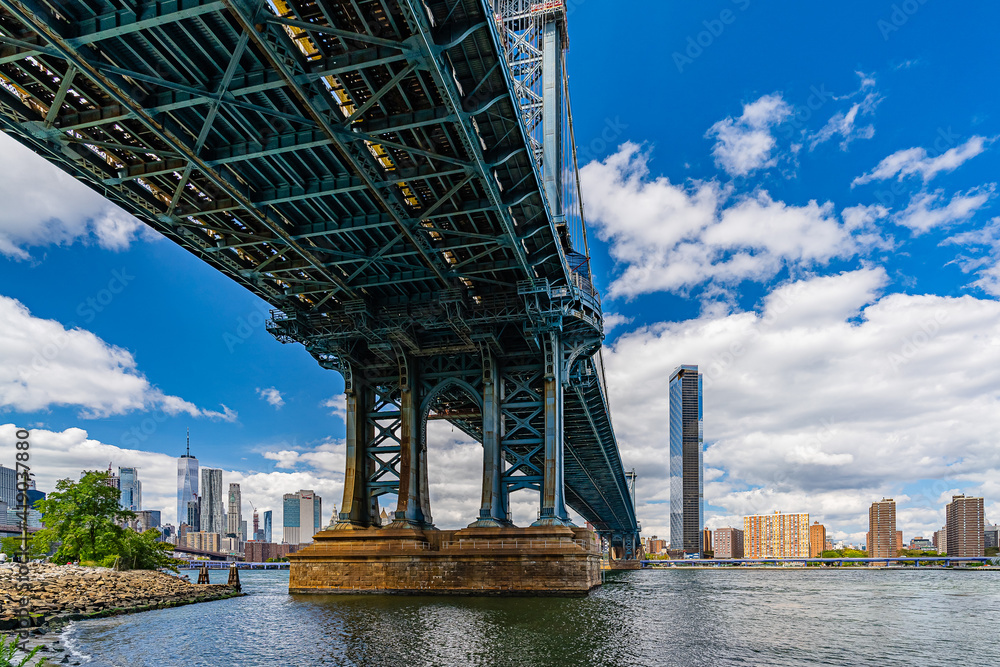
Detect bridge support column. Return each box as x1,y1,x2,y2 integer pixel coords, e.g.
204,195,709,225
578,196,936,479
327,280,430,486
392,351,433,529
336,382,376,529
534,333,571,526
470,349,509,527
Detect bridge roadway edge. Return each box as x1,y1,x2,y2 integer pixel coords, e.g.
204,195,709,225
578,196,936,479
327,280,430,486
288,525,602,596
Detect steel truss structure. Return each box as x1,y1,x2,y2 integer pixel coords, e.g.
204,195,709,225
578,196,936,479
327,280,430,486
0,0,639,556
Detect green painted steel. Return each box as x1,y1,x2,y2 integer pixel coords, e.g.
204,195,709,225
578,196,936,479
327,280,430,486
0,0,639,551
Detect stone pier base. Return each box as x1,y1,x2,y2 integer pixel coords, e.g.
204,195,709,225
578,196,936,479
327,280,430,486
288,525,602,596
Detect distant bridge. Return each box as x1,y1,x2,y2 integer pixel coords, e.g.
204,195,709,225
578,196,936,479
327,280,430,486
0,0,640,559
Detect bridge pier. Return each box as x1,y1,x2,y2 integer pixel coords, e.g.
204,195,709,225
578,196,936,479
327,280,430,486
289,525,601,596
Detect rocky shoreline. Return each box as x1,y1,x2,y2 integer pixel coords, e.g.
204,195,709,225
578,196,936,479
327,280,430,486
1,563,242,665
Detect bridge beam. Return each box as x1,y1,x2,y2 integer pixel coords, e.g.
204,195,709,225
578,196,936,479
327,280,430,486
534,332,571,526
469,348,508,527
391,351,433,528
335,381,377,529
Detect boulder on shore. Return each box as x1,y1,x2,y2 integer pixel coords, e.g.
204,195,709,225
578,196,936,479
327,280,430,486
0,563,237,629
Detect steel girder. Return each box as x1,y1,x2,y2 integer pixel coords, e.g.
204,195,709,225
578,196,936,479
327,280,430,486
0,0,639,540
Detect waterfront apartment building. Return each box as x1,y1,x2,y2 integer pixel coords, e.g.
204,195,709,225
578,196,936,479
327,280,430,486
702,529,713,553
744,512,809,558
646,537,667,554
669,365,703,554
119,467,142,511
933,527,947,554
868,499,897,558
176,433,198,530
946,495,985,557
714,527,744,558
809,522,826,557
283,490,322,545
227,483,243,538
244,541,299,562
185,531,221,552
199,468,225,535
985,524,999,550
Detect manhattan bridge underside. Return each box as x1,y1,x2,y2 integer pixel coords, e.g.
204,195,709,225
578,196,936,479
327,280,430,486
0,0,641,565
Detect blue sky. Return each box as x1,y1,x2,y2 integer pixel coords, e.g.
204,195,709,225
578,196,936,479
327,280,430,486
2,0,999,544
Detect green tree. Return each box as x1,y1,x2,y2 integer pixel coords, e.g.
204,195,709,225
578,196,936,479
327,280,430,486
33,470,134,563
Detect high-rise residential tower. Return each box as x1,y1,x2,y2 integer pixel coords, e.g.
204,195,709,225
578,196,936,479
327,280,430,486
744,512,810,558
264,510,273,543
669,365,703,554
868,498,897,558
809,521,827,557
119,467,141,511
199,468,225,535
176,430,199,529
282,490,322,545
714,527,744,558
227,483,242,538
946,495,985,557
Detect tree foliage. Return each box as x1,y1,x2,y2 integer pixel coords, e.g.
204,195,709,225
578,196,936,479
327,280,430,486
32,471,181,571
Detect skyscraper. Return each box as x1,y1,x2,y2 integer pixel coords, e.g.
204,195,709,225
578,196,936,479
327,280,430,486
227,483,242,538
0,465,16,508
868,498,896,558
946,495,984,557
177,430,199,529
264,510,272,543
809,521,827,557
199,468,224,534
283,490,322,545
670,365,703,554
119,467,141,511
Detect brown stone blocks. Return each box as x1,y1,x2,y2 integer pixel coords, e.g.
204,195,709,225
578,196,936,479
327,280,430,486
289,525,602,596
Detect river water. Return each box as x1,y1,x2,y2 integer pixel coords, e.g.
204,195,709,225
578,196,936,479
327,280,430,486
60,568,1000,666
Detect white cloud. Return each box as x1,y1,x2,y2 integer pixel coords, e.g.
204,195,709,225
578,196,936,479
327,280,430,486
321,395,347,422
256,387,284,409
581,144,888,299
602,313,634,332
604,269,1000,540
706,94,791,177
0,424,343,529
853,136,993,186
809,102,876,151
0,133,153,259
0,294,235,420
892,187,993,234
943,218,1000,296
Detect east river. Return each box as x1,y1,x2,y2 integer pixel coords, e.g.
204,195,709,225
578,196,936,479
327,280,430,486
60,568,1000,666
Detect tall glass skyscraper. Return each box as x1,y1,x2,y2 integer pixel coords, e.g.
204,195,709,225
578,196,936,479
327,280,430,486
227,483,242,538
282,490,322,545
119,467,141,511
200,468,225,534
177,431,199,528
669,364,703,554
263,510,272,543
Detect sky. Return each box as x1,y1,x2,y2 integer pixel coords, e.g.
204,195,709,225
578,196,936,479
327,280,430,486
2,0,999,546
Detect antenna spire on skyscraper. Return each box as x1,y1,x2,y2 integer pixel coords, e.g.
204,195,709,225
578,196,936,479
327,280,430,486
186,427,190,457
